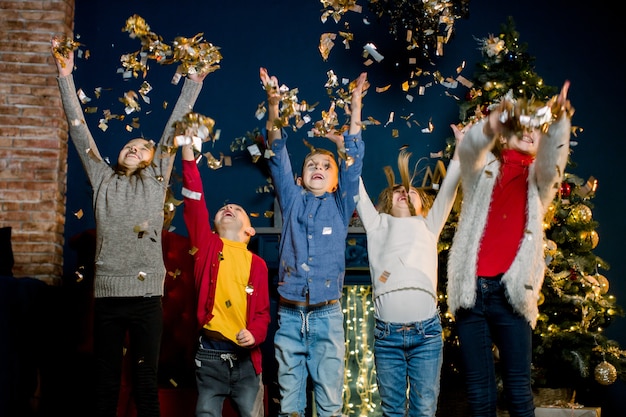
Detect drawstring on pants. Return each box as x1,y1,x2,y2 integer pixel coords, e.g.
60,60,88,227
220,353,237,368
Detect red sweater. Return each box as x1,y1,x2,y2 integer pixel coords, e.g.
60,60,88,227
182,160,270,374
477,149,534,277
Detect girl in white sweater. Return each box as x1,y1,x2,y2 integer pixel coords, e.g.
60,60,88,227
356,124,464,417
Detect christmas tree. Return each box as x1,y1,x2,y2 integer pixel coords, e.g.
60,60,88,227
437,17,626,395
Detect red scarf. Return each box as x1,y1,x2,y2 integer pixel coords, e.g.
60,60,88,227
477,149,534,277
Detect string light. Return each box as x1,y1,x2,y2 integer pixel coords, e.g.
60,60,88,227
342,285,380,416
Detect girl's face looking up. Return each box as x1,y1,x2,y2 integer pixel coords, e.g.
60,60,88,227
118,138,155,173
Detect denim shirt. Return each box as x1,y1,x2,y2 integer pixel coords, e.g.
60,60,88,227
267,129,364,304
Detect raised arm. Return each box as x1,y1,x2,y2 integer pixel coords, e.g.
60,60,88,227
156,72,206,184
426,123,467,235
259,67,281,146
51,37,107,185
534,80,573,205
313,72,368,153
348,72,368,136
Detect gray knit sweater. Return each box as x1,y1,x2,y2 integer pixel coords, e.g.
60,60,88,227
58,75,202,298
447,116,571,328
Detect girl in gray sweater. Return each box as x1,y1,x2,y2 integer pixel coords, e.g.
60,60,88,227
52,38,206,417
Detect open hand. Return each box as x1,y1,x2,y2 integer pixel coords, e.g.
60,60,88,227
260,67,281,107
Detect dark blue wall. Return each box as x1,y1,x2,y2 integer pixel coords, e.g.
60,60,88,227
65,0,626,413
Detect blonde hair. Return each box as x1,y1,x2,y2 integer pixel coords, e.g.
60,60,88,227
376,150,434,216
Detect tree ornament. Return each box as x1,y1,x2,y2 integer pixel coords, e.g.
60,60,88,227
584,275,602,296
596,274,610,294
560,181,572,198
594,361,617,385
578,230,599,250
566,203,593,225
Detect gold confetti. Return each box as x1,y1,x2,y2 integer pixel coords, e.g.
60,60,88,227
164,33,222,77
122,14,152,38
52,35,81,67
77,89,91,104
86,148,102,162
204,152,223,170
320,0,361,24
339,31,353,49
120,90,141,114
167,269,181,279
312,101,340,137
319,33,336,61
325,70,339,89
119,52,148,79
421,119,434,133
173,112,216,152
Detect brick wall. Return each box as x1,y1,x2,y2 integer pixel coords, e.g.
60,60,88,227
0,0,75,283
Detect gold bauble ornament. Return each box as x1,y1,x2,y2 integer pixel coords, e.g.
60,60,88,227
566,203,593,225
594,361,617,385
596,274,610,294
584,275,601,296
578,230,599,250
484,81,494,91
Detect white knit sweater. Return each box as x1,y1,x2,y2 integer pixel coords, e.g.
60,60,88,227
357,160,460,322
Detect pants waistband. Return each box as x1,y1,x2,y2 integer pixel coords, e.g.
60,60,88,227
196,344,243,367
201,328,231,342
279,296,339,311
477,273,504,280
199,335,245,355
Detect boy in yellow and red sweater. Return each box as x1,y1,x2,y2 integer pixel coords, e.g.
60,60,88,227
181,143,270,417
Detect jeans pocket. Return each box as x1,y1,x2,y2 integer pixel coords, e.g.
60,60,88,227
373,321,387,340
423,318,443,339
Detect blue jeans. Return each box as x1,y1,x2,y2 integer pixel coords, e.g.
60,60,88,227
195,337,264,417
373,312,443,417
93,296,162,417
455,277,535,417
274,301,345,417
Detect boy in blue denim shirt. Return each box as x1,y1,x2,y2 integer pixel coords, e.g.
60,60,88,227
259,67,367,417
